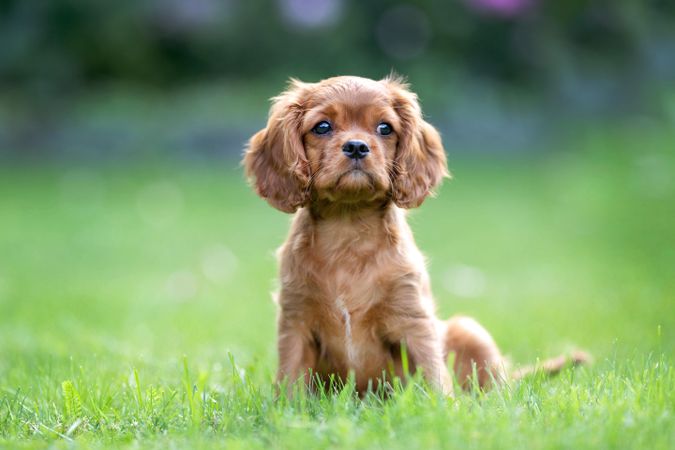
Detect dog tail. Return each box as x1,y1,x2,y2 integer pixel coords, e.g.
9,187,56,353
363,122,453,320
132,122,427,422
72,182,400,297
510,350,591,381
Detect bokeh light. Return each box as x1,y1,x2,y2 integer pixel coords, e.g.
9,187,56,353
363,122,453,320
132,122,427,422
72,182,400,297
376,5,431,60
464,0,534,17
201,244,238,284
442,265,488,299
136,181,184,229
165,269,199,302
278,0,343,28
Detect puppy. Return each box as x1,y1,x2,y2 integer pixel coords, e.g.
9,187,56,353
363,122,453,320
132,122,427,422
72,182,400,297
243,75,586,395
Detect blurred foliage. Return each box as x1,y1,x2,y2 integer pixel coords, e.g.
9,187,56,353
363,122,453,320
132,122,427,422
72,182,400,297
1,0,674,92
1,1,674,160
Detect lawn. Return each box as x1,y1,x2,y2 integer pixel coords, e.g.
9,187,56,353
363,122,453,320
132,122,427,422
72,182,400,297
0,122,673,449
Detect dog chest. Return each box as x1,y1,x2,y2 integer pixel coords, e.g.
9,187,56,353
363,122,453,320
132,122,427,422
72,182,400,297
312,297,388,375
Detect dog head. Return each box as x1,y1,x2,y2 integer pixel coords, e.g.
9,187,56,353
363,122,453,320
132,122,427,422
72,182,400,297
243,75,448,213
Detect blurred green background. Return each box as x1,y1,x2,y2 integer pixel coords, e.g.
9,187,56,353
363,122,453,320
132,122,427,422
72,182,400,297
1,0,674,359
2,0,675,160
0,2,674,444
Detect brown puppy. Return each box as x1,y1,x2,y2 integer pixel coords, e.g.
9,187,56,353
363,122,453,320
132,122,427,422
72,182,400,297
243,75,585,395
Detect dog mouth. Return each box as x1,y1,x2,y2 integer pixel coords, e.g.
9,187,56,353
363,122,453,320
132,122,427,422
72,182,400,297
336,168,375,187
318,168,388,203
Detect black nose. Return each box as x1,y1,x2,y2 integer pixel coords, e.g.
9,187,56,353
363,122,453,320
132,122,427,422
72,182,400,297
342,140,370,159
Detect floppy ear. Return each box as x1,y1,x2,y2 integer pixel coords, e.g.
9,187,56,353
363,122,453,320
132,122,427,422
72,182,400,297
243,80,311,213
383,77,449,209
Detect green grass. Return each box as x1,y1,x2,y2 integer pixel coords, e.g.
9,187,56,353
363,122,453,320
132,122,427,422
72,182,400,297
1,122,674,449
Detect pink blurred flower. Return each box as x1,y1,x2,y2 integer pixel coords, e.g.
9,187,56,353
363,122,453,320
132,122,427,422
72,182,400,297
278,0,343,28
466,0,534,17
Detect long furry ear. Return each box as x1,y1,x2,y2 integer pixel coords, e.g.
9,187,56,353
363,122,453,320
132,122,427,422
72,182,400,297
243,80,311,213
382,76,449,209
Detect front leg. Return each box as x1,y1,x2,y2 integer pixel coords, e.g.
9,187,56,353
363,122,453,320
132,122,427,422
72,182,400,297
277,310,317,394
386,315,453,395
381,281,453,396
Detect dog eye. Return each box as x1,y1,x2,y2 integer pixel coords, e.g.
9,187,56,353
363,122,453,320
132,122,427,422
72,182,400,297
377,122,393,136
312,121,332,135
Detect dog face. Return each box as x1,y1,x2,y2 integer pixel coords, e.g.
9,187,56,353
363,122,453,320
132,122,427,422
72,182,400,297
244,76,448,212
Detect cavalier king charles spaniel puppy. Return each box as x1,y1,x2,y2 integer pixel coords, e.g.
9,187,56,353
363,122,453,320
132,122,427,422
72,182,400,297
243,75,587,396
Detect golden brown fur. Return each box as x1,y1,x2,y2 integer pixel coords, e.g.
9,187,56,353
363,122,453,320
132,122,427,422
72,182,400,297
243,75,587,396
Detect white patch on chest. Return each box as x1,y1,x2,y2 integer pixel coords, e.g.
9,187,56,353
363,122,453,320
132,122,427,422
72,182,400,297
335,297,358,365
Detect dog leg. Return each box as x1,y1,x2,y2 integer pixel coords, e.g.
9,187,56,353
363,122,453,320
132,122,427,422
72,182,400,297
441,315,507,390
276,313,317,396
383,313,454,396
